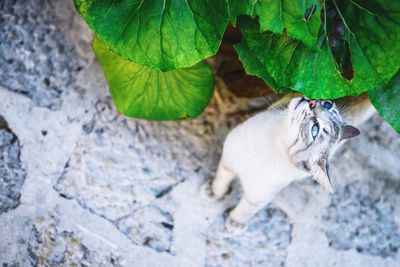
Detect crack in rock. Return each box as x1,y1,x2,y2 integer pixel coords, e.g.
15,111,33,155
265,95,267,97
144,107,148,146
324,183,400,258
206,207,292,267
1,262,19,267
27,214,122,267
116,205,174,253
0,115,26,214
53,93,249,254
0,0,87,110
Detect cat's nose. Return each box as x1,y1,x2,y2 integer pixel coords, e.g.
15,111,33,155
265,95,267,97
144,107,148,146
308,100,317,109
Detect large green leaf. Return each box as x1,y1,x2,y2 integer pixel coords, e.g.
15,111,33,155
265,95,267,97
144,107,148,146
235,17,363,99
235,0,400,99
75,0,228,71
333,0,400,95
228,0,321,47
368,70,400,134
93,37,215,120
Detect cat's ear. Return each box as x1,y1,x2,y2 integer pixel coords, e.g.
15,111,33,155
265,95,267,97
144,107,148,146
311,159,334,194
340,125,360,141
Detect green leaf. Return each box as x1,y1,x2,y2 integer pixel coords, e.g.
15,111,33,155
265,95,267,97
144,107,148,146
333,0,400,95
92,37,215,120
235,0,400,99
235,17,363,99
75,0,228,71
228,0,321,47
368,70,400,134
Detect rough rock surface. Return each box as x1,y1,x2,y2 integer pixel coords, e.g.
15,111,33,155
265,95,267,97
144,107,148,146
324,183,400,258
27,214,122,267
206,207,292,267
0,115,26,214
0,0,87,110
0,0,400,266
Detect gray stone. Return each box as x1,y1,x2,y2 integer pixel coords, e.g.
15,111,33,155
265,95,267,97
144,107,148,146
1,263,19,267
324,182,400,258
206,207,292,267
349,115,400,179
0,0,87,110
116,204,174,253
0,115,26,214
26,214,122,267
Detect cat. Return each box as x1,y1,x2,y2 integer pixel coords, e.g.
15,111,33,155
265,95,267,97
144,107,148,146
201,93,374,233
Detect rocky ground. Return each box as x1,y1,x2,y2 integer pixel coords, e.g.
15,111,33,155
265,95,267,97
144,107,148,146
1,1,400,266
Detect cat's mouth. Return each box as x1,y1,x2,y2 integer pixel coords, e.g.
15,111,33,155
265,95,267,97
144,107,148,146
294,97,308,110
309,99,317,109
297,98,319,111
293,97,313,122
295,98,332,117
294,97,316,111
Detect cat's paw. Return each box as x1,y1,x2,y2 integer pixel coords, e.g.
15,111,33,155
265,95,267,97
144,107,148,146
224,216,247,235
199,182,220,203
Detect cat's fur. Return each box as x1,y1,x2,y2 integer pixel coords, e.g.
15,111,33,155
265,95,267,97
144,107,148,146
201,94,374,233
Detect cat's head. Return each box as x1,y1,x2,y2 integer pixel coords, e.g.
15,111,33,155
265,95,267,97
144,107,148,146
286,97,360,193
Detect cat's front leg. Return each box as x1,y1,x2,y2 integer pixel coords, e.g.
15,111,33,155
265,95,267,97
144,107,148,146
200,161,236,202
225,195,268,234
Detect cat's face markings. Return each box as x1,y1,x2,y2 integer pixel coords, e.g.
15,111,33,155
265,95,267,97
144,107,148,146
288,97,343,150
287,97,360,193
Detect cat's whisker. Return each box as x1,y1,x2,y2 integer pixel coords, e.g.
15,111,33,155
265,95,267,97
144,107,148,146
336,101,349,113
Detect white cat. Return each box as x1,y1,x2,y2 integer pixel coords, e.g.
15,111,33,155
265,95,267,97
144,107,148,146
201,94,372,233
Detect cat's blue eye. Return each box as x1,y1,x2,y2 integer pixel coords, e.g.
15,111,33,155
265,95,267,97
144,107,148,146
311,123,319,139
323,101,333,110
